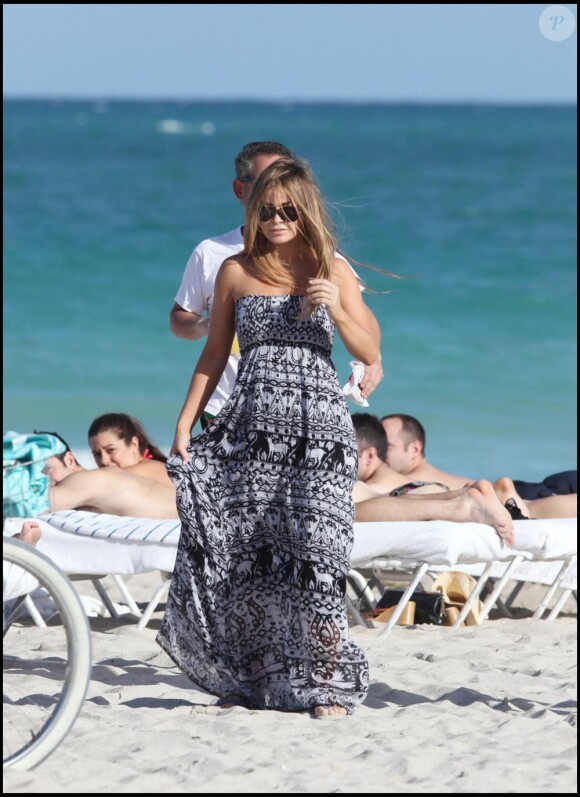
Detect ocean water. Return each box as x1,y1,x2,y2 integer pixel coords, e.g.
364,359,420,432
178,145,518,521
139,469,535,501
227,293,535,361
3,100,577,480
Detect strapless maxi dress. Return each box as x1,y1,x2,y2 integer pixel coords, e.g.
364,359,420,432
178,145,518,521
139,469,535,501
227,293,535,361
157,294,369,713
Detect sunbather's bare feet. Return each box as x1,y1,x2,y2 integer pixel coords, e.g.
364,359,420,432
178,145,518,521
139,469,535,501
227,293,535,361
463,480,514,546
493,477,529,518
313,705,348,720
15,521,41,546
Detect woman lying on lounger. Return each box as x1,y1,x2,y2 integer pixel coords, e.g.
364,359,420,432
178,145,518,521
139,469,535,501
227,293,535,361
88,413,172,487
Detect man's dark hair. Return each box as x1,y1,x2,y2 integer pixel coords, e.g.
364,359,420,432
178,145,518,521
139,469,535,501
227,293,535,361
351,413,387,461
380,414,426,455
34,430,78,465
235,141,295,181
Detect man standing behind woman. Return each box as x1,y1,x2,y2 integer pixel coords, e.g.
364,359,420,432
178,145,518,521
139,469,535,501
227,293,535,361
158,157,391,719
169,141,384,428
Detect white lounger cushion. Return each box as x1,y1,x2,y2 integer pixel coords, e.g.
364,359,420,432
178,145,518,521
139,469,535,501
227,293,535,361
41,510,181,544
4,512,180,576
4,512,575,583
351,518,576,568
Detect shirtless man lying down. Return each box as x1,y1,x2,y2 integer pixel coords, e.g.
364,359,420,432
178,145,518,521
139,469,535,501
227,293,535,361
37,430,178,519
49,468,178,519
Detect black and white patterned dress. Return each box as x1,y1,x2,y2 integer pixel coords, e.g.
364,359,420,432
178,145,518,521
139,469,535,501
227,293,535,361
157,294,369,713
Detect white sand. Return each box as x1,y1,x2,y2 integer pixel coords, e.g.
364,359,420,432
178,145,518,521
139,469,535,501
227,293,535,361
4,575,577,794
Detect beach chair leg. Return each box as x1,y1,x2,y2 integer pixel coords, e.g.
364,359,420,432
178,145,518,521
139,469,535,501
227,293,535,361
533,562,568,619
546,588,573,620
503,580,525,611
111,575,142,617
3,596,28,635
378,562,429,638
136,577,170,630
493,594,515,619
345,570,375,626
24,594,46,627
345,594,374,628
451,562,494,627
91,578,123,620
486,578,515,618
478,555,526,623
347,569,377,611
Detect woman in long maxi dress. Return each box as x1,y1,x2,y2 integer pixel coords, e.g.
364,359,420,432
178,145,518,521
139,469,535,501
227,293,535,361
157,157,380,718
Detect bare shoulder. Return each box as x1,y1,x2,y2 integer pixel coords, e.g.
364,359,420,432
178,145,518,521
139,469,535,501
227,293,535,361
58,468,100,485
124,460,172,486
332,256,363,298
331,256,357,284
217,254,248,287
220,253,248,272
217,254,257,300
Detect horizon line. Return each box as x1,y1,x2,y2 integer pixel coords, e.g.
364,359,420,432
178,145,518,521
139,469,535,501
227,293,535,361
3,94,578,107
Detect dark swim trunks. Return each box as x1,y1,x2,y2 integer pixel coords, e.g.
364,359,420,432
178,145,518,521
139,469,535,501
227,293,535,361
389,481,449,497
512,470,577,500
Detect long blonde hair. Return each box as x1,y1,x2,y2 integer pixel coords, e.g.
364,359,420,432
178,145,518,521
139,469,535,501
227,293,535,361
243,157,408,291
243,157,336,286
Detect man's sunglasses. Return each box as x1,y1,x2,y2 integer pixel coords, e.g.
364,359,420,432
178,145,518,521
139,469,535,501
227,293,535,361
258,204,299,223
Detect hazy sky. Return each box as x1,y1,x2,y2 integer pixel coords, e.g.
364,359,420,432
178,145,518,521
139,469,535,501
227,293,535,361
3,4,577,102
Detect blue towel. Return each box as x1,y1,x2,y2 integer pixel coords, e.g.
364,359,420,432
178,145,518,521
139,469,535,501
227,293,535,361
3,431,67,518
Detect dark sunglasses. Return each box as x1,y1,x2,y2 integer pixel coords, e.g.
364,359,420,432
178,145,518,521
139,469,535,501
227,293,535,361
259,204,299,223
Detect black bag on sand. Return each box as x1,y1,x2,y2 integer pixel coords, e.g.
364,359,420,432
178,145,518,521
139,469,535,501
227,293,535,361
376,589,446,625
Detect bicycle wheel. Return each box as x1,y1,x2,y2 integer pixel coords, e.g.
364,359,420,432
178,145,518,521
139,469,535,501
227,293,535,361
3,537,92,771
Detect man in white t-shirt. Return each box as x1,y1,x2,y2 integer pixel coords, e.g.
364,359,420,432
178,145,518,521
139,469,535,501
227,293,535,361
170,141,383,427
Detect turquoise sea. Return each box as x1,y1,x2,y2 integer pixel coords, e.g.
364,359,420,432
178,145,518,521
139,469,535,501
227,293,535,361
3,100,577,479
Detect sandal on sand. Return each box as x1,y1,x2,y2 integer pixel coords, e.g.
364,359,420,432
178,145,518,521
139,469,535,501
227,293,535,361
312,706,348,721
504,498,529,520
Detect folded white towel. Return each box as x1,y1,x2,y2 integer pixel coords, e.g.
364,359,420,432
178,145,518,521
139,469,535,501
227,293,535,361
342,360,369,407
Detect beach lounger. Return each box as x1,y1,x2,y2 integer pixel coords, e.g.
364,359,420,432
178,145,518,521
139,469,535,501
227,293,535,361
3,513,576,634
3,512,180,628
348,518,577,636
445,556,577,621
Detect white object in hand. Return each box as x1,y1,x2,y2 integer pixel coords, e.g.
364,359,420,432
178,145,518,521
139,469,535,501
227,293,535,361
342,360,369,407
